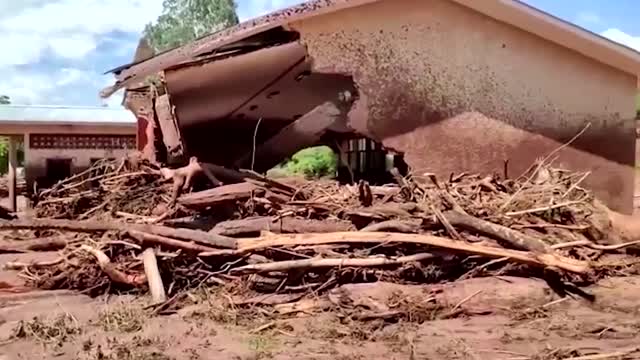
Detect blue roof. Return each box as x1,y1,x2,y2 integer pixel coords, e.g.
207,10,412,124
0,105,136,124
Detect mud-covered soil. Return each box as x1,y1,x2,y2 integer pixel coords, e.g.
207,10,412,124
0,253,639,360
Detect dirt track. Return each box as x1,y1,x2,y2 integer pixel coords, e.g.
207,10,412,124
0,253,639,360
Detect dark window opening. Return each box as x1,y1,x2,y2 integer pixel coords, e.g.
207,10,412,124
46,158,72,186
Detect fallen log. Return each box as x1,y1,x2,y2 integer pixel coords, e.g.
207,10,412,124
162,158,297,197
178,182,262,209
128,230,219,253
202,232,590,274
230,253,437,274
443,211,549,253
359,220,421,233
345,203,418,220
142,248,167,304
211,216,355,236
81,245,147,286
0,219,237,249
0,237,69,253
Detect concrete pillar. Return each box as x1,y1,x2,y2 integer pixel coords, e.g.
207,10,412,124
7,136,17,213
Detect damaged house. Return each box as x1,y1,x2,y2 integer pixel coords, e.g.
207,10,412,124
102,0,640,213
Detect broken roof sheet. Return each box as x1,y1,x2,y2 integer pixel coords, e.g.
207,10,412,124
102,0,640,98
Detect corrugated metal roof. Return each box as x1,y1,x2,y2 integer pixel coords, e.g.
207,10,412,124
0,105,136,124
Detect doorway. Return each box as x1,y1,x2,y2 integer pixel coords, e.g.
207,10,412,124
46,158,72,185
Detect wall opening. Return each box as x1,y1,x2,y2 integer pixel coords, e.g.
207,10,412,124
335,137,408,185
267,145,338,179
45,158,72,186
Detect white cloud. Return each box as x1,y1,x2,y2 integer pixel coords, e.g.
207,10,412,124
0,33,48,66
49,35,98,59
601,28,640,51
56,68,92,87
0,68,103,105
3,0,162,35
0,0,306,106
0,71,56,104
0,0,163,67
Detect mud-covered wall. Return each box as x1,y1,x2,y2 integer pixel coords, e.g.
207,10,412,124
292,0,638,212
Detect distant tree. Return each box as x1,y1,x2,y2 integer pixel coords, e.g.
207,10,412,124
0,95,10,105
144,0,239,53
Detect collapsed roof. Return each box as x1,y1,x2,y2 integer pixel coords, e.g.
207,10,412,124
101,0,640,207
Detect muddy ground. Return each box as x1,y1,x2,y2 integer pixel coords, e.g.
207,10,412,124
0,253,639,360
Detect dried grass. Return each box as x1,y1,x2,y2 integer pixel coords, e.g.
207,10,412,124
13,313,82,348
97,304,147,333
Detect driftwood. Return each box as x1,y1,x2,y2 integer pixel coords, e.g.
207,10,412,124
211,216,355,236
204,232,590,274
0,219,237,249
162,157,297,198
178,182,262,209
359,220,421,233
346,203,418,220
142,248,167,303
230,253,437,275
443,211,550,253
0,237,69,253
127,230,219,253
81,245,147,286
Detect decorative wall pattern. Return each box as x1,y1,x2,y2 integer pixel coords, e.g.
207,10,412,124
30,134,136,150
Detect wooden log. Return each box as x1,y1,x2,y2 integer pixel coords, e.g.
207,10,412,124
142,248,167,304
360,220,421,233
0,237,68,253
200,232,590,274
211,216,355,236
81,245,147,286
0,219,237,249
230,253,436,274
178,182,262,209
345,203,418,220
128,230,219,253
443,211,549,253
200,163,297,196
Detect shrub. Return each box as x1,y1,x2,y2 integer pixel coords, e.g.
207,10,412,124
285,146,338,178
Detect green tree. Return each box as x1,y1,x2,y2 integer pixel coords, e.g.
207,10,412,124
0,95,10,105
286,146,338,179
144,0,239,53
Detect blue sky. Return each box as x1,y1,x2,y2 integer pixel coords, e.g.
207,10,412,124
0,0,637,107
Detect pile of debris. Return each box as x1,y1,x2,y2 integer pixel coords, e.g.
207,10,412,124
2,152,639,312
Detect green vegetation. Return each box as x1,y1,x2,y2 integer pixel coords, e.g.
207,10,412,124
0,139,25,175
284,146,338,178
143,0,239,53
0,97,25,174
